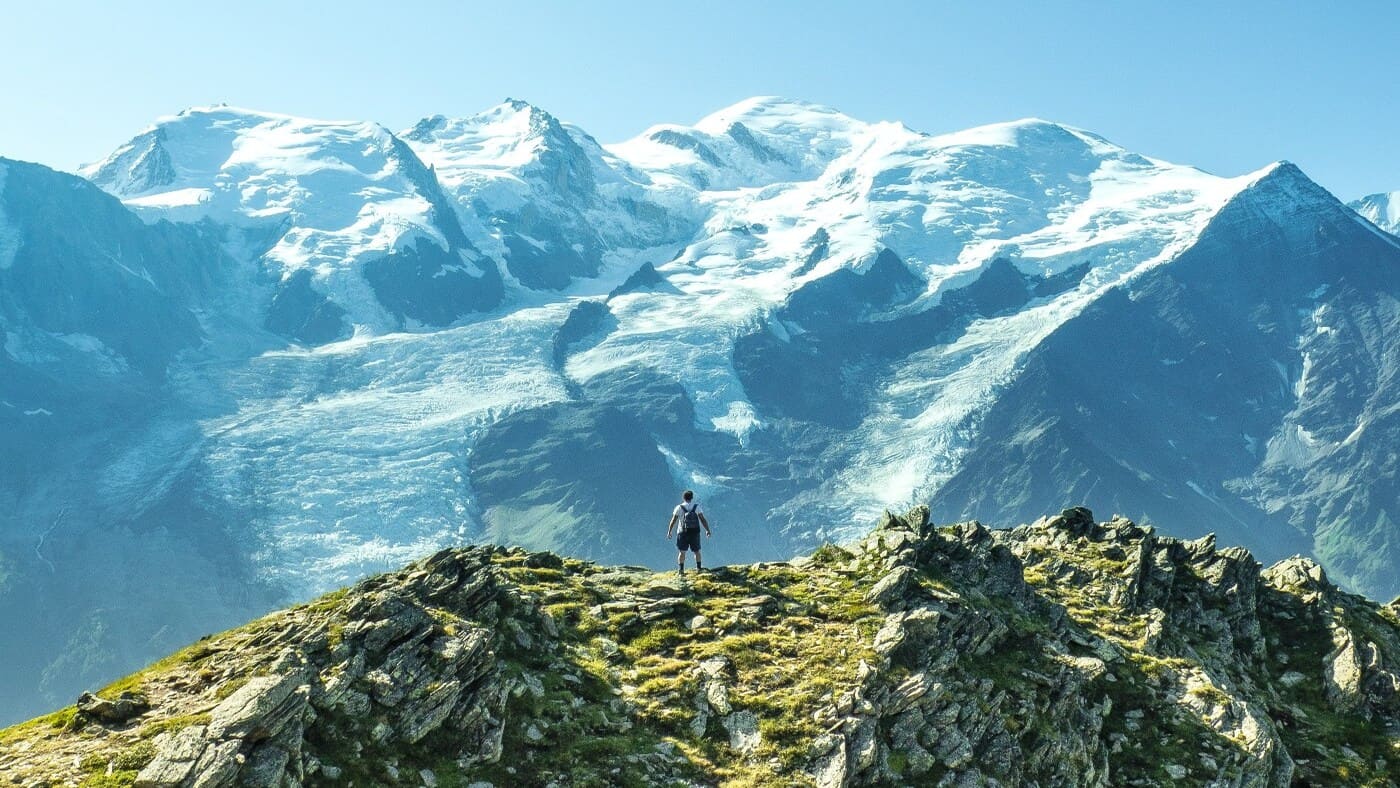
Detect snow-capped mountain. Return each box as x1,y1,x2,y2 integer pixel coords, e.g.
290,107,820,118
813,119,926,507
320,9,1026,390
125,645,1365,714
81,106,503,341
401,99,694,290
1352,191,1400,235
2,97,1398,725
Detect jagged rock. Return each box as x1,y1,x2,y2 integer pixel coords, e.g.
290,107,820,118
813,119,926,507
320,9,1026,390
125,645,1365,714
242,743,292,787
873,614,907,657
134,726,209,787
76,690,149,725
1326,626,1365,713
1043,506,1097,538
399,678,463,743
523,552,564,570
206,670,309,740
865,565,918,609
9,507,1400,788
876,505,930,534
1262,556,1330,599
810,733,848,788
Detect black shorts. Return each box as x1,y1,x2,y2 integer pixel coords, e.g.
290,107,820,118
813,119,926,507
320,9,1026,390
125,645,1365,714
676,528,702,552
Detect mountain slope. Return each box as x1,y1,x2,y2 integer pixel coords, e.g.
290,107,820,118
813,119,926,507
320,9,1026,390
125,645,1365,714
3,508,1398,786
932,164,1400,596
1352,191,1400,235
0,158,280,730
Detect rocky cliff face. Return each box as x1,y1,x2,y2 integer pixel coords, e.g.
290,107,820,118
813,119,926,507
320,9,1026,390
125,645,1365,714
4,508,1398,787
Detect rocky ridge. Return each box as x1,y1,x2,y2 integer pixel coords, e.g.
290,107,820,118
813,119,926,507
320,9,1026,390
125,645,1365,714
3,508,1399,787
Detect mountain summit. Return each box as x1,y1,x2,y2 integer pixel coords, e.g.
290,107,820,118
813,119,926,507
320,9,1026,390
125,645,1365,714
3,508,1398,785
1351,190,1400,235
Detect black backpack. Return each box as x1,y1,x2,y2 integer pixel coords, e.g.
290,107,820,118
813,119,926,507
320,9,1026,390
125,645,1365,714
681,503,701,532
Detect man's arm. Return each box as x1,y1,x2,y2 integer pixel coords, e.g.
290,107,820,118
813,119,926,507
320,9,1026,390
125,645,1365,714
666,513,679,537
699,512,712,536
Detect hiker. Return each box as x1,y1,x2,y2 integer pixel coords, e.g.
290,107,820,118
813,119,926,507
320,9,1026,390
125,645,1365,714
666,490,712,574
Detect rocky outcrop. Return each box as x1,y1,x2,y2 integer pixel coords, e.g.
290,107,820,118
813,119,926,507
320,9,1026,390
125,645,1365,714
3,509,1399,786
76,691,150,726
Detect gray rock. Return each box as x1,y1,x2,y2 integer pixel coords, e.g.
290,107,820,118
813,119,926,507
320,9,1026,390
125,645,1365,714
134,726,209,787
705,680,733,716
866,566,919,609
76,690,150,725
810,733,848,788
723,711,761,753
240,743,292,788
188,738,243,788
1326,627,1365,712
399,678,463,743
207,671,309,740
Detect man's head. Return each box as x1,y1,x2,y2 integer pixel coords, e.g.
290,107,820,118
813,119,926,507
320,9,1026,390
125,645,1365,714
683,490,694,502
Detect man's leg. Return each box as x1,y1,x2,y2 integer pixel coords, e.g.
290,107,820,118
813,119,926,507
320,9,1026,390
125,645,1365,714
677,549,686,574
693,548,703,571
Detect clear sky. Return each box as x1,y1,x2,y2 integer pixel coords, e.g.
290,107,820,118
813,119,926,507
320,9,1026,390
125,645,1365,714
3,0,1396,199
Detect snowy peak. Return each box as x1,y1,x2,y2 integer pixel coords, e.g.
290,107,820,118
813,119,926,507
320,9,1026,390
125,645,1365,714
83,105,402,200
607,97,881,187
1212,161,1359,236
1350,191,1400,235
692,96,871,171
81,105,503,337
81,126,178,197
80,105,424,225
401,98,598,201
692,95,858,133
404,98,576,167
926,117,1131,161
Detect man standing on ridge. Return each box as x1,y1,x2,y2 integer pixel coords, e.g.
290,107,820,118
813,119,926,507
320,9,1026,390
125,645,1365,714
666,490,712,575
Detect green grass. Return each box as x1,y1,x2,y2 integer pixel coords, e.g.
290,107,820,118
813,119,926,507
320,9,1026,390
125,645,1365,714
137,712,212,739
77,772,139,787
0,706,82,744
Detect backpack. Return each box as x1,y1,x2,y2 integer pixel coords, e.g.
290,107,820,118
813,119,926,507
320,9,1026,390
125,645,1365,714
681,502,701,532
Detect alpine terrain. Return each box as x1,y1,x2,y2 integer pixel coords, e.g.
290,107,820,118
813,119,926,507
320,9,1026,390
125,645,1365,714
1,98,1398,725
1351,192,1400,236
3,508,1400,785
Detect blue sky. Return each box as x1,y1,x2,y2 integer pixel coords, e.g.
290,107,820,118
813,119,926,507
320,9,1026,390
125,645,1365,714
3,0,1396,198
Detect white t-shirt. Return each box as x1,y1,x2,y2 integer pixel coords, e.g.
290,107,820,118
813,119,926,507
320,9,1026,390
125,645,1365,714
673,502,703,529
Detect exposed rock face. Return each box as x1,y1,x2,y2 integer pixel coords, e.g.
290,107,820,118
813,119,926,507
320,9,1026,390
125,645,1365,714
4,509,1400,786
76,691,150,726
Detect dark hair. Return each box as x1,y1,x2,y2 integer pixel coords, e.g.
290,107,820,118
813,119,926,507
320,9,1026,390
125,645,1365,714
682,490,694,501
